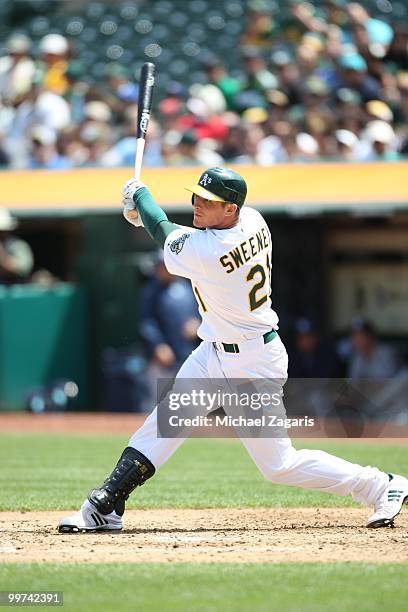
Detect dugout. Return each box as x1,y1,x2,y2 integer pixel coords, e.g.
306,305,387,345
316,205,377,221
1,162,408,410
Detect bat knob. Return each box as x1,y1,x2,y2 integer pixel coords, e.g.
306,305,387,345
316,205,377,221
126,209,139,220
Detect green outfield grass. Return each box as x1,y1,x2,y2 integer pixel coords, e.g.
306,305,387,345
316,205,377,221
1,563,407,612
1,435,407,612
0,435,407,511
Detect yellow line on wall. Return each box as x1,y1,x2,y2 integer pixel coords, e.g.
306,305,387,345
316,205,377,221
1,162,407,211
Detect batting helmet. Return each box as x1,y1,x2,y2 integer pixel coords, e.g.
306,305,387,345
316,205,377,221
186,167,247,208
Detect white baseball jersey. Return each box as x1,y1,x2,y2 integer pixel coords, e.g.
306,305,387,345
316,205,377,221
163,207,279,342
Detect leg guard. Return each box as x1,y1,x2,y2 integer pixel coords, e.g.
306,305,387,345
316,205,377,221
88,447,155,515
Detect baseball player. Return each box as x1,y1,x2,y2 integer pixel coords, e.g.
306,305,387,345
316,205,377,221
59,167,408,532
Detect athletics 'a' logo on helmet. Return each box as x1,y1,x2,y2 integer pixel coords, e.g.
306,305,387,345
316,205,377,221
170,233,190,255
186,167,247,208
199,173,212,187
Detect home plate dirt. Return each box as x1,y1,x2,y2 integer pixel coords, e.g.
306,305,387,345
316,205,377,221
1,508,407,564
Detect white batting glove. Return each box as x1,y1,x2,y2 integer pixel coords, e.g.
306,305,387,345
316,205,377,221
122,178,146,227
122,178,146,205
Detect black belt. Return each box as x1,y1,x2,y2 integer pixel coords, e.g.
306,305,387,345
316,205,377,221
215,330,278,354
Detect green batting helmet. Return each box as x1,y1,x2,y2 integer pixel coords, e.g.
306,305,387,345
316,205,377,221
186,167,247,208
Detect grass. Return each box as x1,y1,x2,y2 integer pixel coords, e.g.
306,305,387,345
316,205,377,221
0,435,407,511
1,435,407,612
1,563,407,612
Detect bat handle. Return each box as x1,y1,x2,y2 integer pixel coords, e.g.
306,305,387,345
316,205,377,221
134,137,146,179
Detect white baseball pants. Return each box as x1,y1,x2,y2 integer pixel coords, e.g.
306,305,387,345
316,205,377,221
129,336,389,506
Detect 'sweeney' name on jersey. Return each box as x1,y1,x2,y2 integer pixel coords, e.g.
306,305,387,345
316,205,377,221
163,207,279,342
219,227,270,274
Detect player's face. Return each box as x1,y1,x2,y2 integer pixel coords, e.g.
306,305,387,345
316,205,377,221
192,195,236,229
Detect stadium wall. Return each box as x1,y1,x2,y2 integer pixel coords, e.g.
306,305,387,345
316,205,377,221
1,162,408,214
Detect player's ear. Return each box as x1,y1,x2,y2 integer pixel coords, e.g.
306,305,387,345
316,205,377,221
225,203,238,216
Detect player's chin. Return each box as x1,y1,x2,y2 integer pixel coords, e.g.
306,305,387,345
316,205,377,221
193,215,205,228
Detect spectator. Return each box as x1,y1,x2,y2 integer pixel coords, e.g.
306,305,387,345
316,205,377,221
0,34,35,103
37,34,70,96
3,71,71,168
346,3,394,59
347,318,401,378
218,122,246,163
360,120,400,161
335,87,364,127
294,131,320,161
287,0,327,38
271,50,303,106
106,63,139,105
335,128,360,160
139,253,200,400
241,47,278,97
78,121,112,167
178,96,228,143
288,317,344,424
256,111,290,165
241,1,277,49
64,60,89,124
101,112,164,168
336,52,382,102
385,24,408,71
203,57,241,111
296,33,325,76
231,122,265,164
157,81,188,131
28,125,71,169
172,129,223,167
104,63,139,123
289,318,342,378
0,210,33,284
33,88,72,132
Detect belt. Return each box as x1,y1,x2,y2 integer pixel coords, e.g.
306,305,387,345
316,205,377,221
214,330,278,354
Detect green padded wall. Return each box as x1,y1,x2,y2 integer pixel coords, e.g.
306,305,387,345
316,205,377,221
0,284,88,411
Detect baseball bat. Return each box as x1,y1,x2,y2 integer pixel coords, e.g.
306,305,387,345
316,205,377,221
134,62,156,179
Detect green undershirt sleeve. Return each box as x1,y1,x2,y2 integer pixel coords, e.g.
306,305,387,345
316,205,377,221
133,187,179,248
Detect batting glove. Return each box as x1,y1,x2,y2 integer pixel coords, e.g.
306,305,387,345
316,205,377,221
122,178,146,227
122,178,146,204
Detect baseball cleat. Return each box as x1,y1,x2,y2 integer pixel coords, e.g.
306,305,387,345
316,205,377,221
58,500,123,533
366,474,408,528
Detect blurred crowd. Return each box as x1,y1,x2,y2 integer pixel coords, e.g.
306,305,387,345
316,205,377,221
0,0,407,170
289,316,405,379
287,315,408,424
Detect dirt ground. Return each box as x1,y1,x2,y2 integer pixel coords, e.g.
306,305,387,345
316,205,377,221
1,413,407,564
0,412,146,434
0,507,407,564
2,411,408,438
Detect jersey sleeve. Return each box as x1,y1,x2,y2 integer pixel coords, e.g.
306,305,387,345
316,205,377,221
163,226,203,280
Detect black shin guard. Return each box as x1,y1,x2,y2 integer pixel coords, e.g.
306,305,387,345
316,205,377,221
88,447,155,515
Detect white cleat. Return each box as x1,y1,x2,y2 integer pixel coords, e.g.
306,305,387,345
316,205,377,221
58,500,123,533
366,474,408,528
